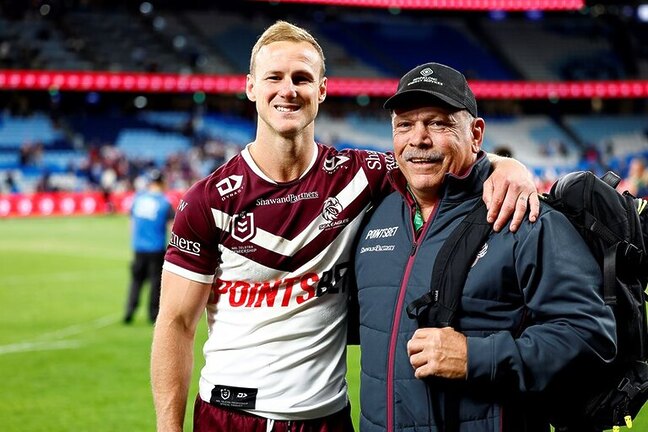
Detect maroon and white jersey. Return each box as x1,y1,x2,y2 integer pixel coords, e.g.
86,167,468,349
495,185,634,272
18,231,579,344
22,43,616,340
164,142,395,420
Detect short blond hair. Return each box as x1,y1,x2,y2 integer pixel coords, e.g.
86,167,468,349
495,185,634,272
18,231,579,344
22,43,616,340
249,20,326,78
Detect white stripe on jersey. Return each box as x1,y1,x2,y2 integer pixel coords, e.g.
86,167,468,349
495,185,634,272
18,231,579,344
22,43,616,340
211,167,370,258
215,205,369,282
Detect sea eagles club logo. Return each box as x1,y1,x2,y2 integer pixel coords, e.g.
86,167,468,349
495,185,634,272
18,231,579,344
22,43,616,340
231,211,256,242
322,197,343,221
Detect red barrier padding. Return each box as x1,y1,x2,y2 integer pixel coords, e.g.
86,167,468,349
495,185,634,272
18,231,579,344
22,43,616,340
0,190,184,218
2,70,647,100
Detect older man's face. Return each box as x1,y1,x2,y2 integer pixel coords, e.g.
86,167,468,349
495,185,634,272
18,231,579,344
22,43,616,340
392,106,484,202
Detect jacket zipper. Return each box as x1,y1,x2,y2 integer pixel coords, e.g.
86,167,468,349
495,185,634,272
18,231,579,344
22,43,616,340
386,205,436,432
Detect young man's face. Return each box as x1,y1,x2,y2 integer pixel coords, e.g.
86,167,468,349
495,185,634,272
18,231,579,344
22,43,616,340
246,41,327,140
392,106,484,202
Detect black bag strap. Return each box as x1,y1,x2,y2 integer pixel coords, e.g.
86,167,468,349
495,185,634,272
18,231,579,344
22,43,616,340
603,244,618,305
406,199,493,328
406,199,492,432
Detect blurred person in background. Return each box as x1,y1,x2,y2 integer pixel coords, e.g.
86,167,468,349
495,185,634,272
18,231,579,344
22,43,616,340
354,62,616,432
123,169,174,324
620,156,648,198
150,20,540,432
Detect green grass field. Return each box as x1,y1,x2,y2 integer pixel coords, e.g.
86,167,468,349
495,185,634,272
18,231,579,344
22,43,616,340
0,215,361,432
0,215,645,432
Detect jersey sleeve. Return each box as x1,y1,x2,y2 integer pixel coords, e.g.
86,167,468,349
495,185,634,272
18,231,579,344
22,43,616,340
343,148,396,203
163,179,221,284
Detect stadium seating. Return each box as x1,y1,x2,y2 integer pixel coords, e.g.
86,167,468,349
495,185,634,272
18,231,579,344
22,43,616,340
316,15,514,79
115,129,191,166
0,113,66,149
0,3,647,196
481,15,623,80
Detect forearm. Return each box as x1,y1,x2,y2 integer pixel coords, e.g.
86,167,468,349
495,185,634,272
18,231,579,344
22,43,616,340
151,317,196,432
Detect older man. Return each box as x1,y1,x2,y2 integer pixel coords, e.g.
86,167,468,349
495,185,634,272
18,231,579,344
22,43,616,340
354,62,617,432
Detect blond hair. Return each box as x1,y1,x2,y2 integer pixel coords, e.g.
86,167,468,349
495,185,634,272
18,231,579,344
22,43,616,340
249,20,326,77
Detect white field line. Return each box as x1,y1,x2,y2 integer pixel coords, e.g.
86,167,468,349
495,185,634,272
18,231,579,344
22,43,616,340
0,314,120,355
0,340,82,354
0,242,129,261
0,269,123,286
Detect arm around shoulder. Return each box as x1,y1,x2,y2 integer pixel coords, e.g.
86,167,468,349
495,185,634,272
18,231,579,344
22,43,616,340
484,153,540,232
151,269,212,432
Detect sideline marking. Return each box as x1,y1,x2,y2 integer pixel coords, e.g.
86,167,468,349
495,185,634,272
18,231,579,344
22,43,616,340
0,314,120,355
0,340,82,355
0,269,123,286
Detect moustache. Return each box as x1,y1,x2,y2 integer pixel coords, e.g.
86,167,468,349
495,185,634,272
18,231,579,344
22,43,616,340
402,151,444,163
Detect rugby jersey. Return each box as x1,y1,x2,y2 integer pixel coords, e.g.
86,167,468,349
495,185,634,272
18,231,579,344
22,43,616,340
164,142,395,420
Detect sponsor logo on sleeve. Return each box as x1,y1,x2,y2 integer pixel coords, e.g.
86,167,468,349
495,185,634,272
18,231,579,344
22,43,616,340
365,151,383,170
177,199,188,212
385,153,398,171
169,231,201,256
323,155,350,173
231,211,256,242
365,151,398,171
216,175,243,200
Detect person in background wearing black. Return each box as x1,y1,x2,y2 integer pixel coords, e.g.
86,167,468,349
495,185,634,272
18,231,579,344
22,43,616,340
124,169,174,324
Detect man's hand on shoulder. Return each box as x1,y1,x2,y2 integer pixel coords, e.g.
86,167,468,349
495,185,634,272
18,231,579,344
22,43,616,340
484,154,540,232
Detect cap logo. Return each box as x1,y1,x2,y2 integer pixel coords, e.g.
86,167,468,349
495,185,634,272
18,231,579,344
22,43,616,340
408,72,443,87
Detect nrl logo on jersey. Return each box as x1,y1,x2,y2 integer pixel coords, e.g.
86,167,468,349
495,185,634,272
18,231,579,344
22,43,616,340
216,175,244,200
220,388,231,400
323,155,350,173
231,211,256,242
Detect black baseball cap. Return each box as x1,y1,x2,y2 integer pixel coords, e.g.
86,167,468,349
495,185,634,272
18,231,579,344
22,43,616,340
383,62,478,117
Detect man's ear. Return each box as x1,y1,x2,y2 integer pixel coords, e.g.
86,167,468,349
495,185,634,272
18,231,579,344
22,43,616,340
318,77,327,103
471,117,485,153
245,74,256,102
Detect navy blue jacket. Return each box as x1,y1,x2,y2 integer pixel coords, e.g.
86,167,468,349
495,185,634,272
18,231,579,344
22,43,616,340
353,154,616,432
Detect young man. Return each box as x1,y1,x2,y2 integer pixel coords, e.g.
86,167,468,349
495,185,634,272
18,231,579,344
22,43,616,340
151,22,539,432
354,62,616,432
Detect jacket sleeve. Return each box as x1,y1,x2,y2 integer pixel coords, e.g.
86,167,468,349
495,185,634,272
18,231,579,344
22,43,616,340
465,208,617,392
